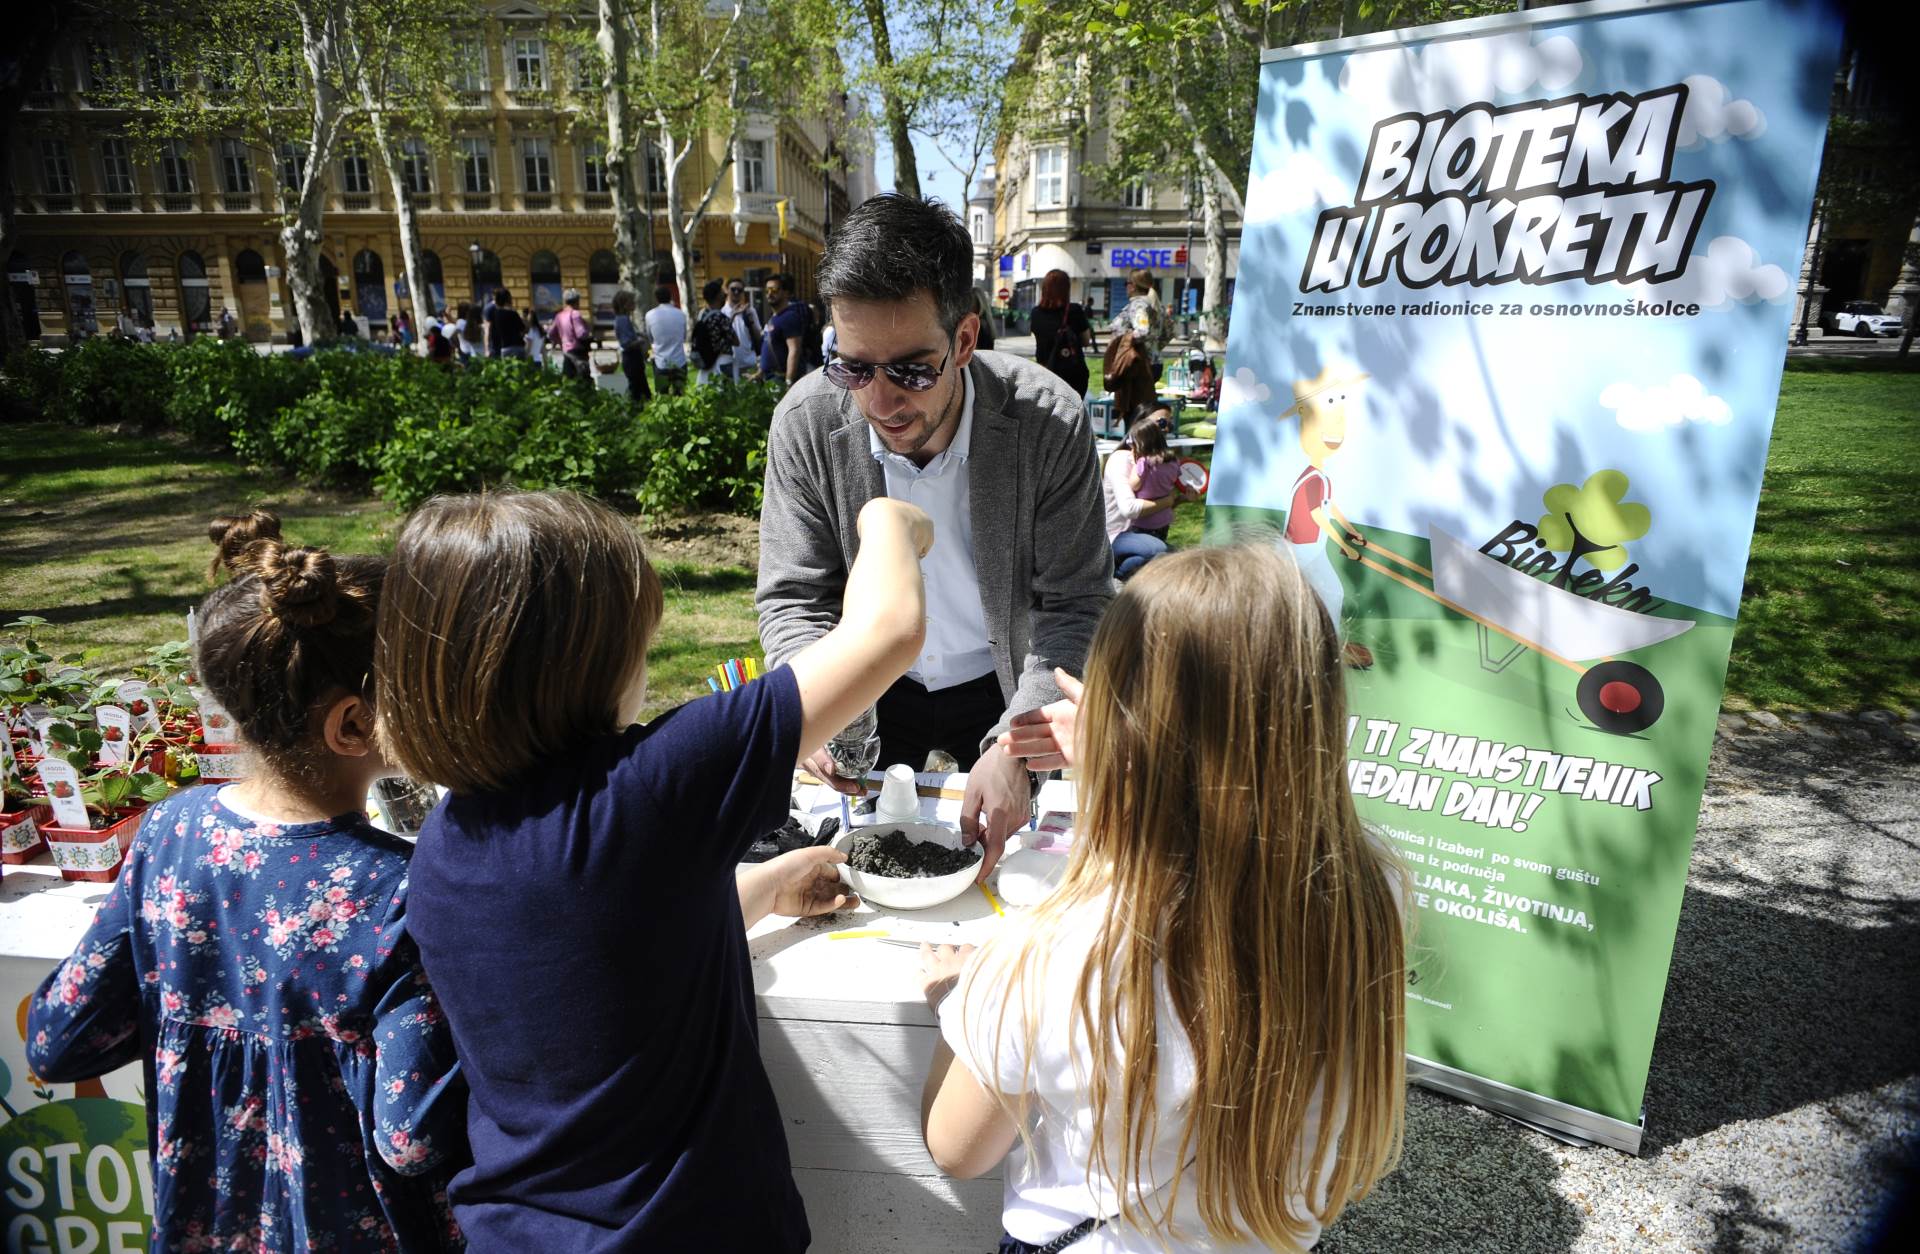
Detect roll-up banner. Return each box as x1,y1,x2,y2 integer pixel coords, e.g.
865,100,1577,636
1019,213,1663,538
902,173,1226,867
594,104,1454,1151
1210,0,1842,1151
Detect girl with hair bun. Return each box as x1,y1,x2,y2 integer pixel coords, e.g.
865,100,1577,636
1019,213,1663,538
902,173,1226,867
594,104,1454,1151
206,507,282,582
28,531,468,1252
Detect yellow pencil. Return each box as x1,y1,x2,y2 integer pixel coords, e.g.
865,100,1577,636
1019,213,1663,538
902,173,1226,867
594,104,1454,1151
978,881,1005,917
828,928,890,940
715,664,731,691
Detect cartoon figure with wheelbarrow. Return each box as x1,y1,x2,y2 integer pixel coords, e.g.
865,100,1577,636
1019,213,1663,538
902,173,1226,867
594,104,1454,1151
1278,364,1375,669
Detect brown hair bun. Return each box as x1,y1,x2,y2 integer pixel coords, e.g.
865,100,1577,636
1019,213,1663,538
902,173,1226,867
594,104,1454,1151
208,509,283,582
249,541,341,628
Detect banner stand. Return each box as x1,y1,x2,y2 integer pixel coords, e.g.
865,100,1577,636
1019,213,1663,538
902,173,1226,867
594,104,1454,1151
1409,1056,1646,1153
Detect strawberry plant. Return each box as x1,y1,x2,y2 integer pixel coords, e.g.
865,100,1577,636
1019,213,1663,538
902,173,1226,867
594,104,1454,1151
44,721,172,817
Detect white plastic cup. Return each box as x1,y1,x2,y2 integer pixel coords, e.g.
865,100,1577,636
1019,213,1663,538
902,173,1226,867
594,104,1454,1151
876,763,919,823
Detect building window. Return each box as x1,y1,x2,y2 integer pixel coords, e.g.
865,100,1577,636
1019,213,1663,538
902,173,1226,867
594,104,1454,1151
341,148,372,195
646,144,666,195
522,137,553,192
160,140,195,195
455,35,489,92
100,140,136,195
460,137,493,193
87,43,118,92
220,140,253,194
143,44,178,94
1122,181,1147,209
970,210,987,245
400,139,432,194
511,38,545,91
1032,145,1066,210
581,141,608,193
40,139,76,195
277,141,308,191
739,139,767,194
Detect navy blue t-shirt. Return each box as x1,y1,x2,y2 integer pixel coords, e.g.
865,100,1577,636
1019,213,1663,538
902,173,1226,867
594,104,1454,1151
760,301,812,377
408,667,809,1251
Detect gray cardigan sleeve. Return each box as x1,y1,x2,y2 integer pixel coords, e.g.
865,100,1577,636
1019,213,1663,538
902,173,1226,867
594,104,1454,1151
756,401,845,669
983,385,1114,753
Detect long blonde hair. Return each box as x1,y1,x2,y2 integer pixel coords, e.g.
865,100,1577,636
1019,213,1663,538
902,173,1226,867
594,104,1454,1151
979,545,1405,1248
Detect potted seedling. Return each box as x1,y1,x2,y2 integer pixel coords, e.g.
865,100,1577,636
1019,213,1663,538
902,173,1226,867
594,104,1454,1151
1,739,48,865
36,729,171,883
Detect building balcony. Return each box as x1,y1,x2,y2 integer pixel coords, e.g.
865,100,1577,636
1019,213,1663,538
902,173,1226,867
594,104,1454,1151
521,192,553,210
340,193,375,211
97,194,137,213
582,192,612,211
221,193,257,212
735,190,781,216
161,194,197,212
463,193,494,211
454,90,491,109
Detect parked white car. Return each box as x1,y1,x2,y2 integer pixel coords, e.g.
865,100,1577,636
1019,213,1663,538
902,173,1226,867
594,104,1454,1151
1824,301,1903,337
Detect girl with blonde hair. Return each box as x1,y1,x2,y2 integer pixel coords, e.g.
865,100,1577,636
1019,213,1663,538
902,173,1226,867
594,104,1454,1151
920,544,1407,1253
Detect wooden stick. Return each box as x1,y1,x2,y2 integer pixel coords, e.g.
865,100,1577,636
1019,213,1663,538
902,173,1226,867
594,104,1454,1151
1359,540,1434,580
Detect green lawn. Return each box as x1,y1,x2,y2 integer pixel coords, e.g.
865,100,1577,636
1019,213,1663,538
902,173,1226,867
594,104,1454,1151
2,362,1914,714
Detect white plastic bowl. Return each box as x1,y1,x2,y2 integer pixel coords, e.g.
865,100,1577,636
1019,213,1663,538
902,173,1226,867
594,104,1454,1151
832,820,981,911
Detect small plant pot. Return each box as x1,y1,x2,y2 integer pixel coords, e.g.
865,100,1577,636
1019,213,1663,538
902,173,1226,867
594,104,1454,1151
42,806,145,883
1,805,48,864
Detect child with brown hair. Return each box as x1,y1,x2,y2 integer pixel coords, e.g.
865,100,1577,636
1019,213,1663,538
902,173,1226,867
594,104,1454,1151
1125,416,1181,543
28,536,467,1251
206,507,282,581
373,488,933,1252
924,545,1407,1253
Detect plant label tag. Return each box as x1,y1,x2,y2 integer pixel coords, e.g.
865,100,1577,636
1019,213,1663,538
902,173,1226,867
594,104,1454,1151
2,730,15,780
37,757,88,829
194,752,247,781
194,689,238,746
117,680,159,733
20,704,51,737
96,706,133,764
186,607,197,645
32,716,59,757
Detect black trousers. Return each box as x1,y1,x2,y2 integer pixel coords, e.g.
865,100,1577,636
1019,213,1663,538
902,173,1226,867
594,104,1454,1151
875,671,1004,775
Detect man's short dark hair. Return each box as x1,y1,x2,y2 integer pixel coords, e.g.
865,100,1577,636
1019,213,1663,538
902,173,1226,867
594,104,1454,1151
496,288,512,304
702,278,724,303
818,194,974,336
653,283,672,305
769,272,795,295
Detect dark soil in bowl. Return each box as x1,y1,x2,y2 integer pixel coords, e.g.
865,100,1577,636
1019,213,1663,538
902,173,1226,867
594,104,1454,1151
849,828,979,879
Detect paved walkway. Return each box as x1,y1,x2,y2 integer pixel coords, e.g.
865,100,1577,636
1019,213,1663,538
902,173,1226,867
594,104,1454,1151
1322,720,1920,1251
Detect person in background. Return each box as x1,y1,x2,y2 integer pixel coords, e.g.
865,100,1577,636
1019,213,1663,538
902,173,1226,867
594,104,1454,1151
969,288,997,351
28,533,470,1251
758,272,813,388
612,289,651,404
728,279,763,372
337,308,359,338
928,545,1407,1254
646,283,690,395
393,308,414,349
491,289,528,359
426,322,455,366
1028,269,1091,399
1116,268,1172,377
374,488,935,1251
527,306,547,366
217,306,236,339
455,304,484,361
1102,404,1184,581
481,288,499,357
553,287,595,382
693,279,738,385
1124,416,1182,545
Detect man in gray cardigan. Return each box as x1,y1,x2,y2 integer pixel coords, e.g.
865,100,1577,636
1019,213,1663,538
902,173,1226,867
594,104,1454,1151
757,194,1112,877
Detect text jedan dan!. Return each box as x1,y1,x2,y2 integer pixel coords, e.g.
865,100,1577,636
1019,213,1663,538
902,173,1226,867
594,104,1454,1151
1300,85,1714,295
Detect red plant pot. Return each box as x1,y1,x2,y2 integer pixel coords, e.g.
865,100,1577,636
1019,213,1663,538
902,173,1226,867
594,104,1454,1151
41,806,145,883
1,805,47,864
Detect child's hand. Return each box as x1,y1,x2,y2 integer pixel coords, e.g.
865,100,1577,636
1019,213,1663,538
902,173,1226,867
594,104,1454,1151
857,498,935,558
920,943,975,1013
998,668,1083,771
765,846,858,918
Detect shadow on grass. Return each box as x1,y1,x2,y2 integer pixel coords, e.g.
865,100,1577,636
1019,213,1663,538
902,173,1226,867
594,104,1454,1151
656,565,757,595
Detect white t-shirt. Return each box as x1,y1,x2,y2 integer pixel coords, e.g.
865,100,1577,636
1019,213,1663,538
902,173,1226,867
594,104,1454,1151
645,302,689,369
941,894,1340,1253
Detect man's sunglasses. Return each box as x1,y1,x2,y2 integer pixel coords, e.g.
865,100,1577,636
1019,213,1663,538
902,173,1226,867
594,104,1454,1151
825,350,950,394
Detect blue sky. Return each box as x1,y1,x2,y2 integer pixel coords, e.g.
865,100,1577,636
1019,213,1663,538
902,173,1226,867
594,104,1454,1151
871,131,980,207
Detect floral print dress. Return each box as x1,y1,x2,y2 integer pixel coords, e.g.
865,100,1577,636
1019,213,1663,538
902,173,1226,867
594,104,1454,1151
27,785,467,1252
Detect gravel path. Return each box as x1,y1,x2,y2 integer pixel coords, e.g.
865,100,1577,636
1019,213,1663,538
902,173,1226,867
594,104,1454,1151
1321,725,1920,1252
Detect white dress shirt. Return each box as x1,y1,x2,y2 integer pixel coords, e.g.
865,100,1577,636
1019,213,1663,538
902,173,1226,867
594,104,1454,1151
870,370,996,690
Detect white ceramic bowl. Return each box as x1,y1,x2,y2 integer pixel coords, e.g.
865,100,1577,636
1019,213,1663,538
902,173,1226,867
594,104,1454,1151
832,820,981,911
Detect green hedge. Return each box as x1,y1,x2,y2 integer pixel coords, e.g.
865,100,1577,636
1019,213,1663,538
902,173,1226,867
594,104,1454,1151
0,340,776,514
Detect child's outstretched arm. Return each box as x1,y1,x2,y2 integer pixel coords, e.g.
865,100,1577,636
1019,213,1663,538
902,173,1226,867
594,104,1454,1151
736,846,858,928
27,843,145,1083
789,498,933,764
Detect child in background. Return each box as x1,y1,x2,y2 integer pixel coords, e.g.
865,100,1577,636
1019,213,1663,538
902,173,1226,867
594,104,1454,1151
1126,416,1182,543
373,489,933,1251
926,546,1408,1253
28,537,467,1252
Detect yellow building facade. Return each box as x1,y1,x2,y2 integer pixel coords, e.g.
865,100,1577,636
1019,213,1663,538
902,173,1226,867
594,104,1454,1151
6,4,854,344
